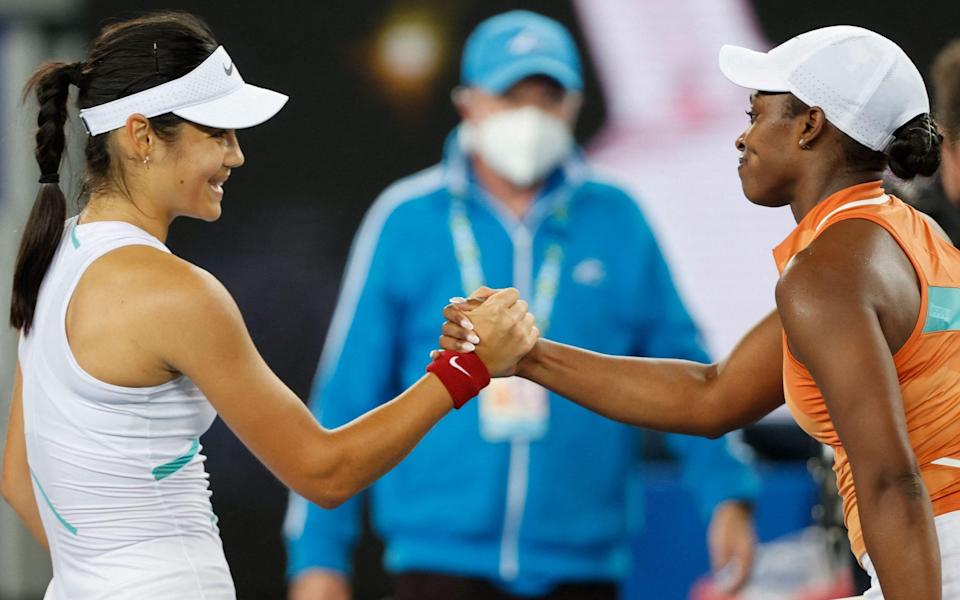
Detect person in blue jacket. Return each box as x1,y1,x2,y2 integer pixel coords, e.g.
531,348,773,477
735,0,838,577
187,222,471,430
284,11,760,600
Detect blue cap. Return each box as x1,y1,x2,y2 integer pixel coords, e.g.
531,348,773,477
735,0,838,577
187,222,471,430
461,11,583,94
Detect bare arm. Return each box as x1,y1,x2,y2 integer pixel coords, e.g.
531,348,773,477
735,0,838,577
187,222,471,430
441,297,784,438
777,220,939,600
1,362,48,549
517,312,783,437
147,259,534,509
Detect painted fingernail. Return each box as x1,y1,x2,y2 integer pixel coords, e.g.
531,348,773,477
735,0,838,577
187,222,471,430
467,334,480,344
461,320,474,330
461,342,476,352
449,297,466,304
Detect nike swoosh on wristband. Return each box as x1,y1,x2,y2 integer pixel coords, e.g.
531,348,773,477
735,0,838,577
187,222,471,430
223,62,234,76
449,355,471,377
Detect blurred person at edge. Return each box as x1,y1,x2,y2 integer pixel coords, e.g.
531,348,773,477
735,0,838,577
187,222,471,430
886,39,960,246
284,10,759,600
934,40,960,207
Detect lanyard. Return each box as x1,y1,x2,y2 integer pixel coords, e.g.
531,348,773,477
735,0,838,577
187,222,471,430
450,195,566,334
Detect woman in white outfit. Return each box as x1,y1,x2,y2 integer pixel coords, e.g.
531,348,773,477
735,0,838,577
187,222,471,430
0,12,537,599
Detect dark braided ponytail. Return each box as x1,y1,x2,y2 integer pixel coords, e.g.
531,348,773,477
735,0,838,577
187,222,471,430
886,114,943,180
10,62,81,333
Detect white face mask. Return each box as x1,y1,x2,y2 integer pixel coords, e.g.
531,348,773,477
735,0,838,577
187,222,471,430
460,106,573,187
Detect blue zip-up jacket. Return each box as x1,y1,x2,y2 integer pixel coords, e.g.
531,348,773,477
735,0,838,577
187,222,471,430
284,132,759,595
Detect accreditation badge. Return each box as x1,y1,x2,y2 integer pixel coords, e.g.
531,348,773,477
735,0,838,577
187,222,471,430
479,377,549,442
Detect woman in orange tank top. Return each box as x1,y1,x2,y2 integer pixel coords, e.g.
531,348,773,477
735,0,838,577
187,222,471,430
439,26,957,599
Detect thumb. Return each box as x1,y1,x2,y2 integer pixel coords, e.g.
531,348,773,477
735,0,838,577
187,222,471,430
483,288,520,309
470,286,497,300
449,287,497,312
716,556,747,594
711,540,730,573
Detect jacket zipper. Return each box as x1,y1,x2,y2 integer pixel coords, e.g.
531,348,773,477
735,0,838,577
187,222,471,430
498,224,533,580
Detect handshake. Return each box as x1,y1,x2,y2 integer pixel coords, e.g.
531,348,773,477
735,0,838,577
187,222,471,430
431,286,541,378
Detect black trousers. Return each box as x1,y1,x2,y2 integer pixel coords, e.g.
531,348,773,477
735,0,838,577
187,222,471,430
392,572,618,600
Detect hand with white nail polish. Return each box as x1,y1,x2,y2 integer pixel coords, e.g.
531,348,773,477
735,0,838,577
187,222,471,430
436,287,539,377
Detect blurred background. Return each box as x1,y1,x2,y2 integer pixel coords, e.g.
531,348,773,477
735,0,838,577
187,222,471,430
0,0,957,598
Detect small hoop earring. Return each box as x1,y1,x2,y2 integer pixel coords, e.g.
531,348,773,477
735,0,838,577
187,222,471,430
799,139,811,150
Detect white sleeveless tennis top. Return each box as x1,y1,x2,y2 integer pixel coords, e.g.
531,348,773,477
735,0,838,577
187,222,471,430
18,217,235,599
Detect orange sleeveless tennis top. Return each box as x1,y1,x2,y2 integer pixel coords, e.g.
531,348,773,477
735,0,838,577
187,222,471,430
773,180,960,559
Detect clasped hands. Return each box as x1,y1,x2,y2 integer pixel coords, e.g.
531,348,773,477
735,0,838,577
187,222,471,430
432,286,540,377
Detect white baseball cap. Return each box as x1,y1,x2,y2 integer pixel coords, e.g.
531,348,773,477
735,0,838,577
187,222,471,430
79,46,288,136
718,26,929,152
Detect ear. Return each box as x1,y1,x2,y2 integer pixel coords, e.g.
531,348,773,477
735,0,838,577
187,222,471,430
116,113,154,161
800,106,828,146
563,92,583,124
451,86,472,122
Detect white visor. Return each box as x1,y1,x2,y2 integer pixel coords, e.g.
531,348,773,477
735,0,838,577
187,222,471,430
79,46,288,136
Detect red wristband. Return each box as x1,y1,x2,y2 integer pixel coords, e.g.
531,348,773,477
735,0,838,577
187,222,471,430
426,350,491,409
